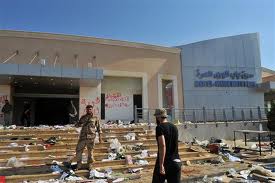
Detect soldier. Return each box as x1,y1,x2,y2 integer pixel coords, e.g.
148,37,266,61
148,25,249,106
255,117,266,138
75,105,102,170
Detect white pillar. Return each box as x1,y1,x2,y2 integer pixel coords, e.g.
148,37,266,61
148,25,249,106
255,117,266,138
79,84,101,119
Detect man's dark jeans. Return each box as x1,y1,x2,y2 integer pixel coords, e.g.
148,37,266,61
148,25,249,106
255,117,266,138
152,160,182,183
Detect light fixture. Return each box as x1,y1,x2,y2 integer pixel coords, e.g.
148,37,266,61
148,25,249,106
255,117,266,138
14,81,18,84
30,78,33,80
50,78,54,81
8,77,11,80
34,82,38,85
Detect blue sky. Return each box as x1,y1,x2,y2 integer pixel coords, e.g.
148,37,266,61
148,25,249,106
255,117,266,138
0,0,274,70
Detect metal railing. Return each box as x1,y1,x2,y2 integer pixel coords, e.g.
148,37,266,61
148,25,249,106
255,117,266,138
134,106,268,124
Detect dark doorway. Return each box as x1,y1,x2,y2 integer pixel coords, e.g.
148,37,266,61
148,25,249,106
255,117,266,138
101,93,105,120
133,94,142,119
35,98,73,125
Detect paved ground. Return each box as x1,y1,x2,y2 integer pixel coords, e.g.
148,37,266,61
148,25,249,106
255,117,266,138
127,162,249,183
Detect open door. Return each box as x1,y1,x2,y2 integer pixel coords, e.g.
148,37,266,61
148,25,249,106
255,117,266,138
133,94,142,120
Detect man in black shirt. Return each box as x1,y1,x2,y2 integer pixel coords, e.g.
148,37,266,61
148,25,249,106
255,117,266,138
152,108,182,183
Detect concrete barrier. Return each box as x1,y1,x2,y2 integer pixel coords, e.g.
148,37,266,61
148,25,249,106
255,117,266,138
177,121,268,142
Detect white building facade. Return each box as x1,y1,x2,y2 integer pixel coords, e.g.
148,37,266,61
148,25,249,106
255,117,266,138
178,33,265,121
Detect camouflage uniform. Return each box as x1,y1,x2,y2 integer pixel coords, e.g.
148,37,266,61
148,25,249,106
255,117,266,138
75,114,102,169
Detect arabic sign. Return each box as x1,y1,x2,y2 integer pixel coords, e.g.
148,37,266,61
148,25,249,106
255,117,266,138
194,69,257,88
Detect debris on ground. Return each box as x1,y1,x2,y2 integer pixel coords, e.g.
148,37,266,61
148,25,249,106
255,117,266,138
6,157,25,167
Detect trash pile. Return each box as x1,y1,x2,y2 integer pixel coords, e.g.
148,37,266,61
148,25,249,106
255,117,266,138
198,164,275,182
89,168,142,183
0,124,76,130
103,121,148,129
42,162,142,183
189,136,275,182
101,138,153,167
49,164,83,181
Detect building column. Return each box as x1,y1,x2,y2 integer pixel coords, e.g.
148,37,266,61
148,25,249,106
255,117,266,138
79,84,101,119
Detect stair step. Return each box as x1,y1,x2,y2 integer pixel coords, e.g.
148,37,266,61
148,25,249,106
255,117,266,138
0,127,146,135
0,143,187,152
0,139,157,147
0,146,190,162
3,155,218,183
0,150,202,167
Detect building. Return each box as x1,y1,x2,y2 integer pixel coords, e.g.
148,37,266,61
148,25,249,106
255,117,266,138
261,67,275,108
0,30,274,125
0,30,183,125
178,33,266,121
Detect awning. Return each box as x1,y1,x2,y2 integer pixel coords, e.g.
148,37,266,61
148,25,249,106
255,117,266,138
0,63,103,86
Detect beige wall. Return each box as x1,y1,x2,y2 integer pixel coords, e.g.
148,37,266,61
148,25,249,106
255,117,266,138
263,74,275,82
0,31,183,109
102,76,142,121
262,71,274,78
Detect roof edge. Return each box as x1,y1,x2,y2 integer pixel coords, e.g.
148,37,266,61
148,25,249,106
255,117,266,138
176,32,259,47
262,67,275,74
0,30,181,54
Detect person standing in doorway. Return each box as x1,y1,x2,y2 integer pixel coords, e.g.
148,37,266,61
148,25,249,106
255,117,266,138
21,102,31,127
68,100,78,124
1,100,12,126
75,105,102,170
152,108,182,183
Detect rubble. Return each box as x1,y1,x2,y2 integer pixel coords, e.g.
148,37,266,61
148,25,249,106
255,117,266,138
3,124,270,182
6,157,25,167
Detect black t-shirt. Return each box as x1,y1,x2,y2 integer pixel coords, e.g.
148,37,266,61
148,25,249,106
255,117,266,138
156,122,180,162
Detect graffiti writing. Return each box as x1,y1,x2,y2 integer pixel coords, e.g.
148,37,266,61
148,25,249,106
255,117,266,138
80,97,100,116
105,92,131,109
0,95,8,104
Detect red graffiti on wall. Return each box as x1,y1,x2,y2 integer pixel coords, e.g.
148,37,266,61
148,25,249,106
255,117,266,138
105,92,130,109
0,95,8,104
80,97,100,116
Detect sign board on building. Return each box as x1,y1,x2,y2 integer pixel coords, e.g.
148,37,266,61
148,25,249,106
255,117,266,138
194,69,257,88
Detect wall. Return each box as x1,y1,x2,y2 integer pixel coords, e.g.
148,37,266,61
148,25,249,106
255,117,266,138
0,31,183,110
178,33,264,120
0,85,11,125
79,85,101,118
102,76,142,121
177,121,268,142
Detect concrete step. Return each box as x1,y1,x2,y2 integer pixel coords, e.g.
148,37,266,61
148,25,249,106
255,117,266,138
0,130,152,137
0,146,190,161
3,154,218,183
0,147,195,167
0,139,157,147
4,163,152,183
0,151,212,175
0,142,187,152
0,127,146,135
0,134,155,142
0,151,202,173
